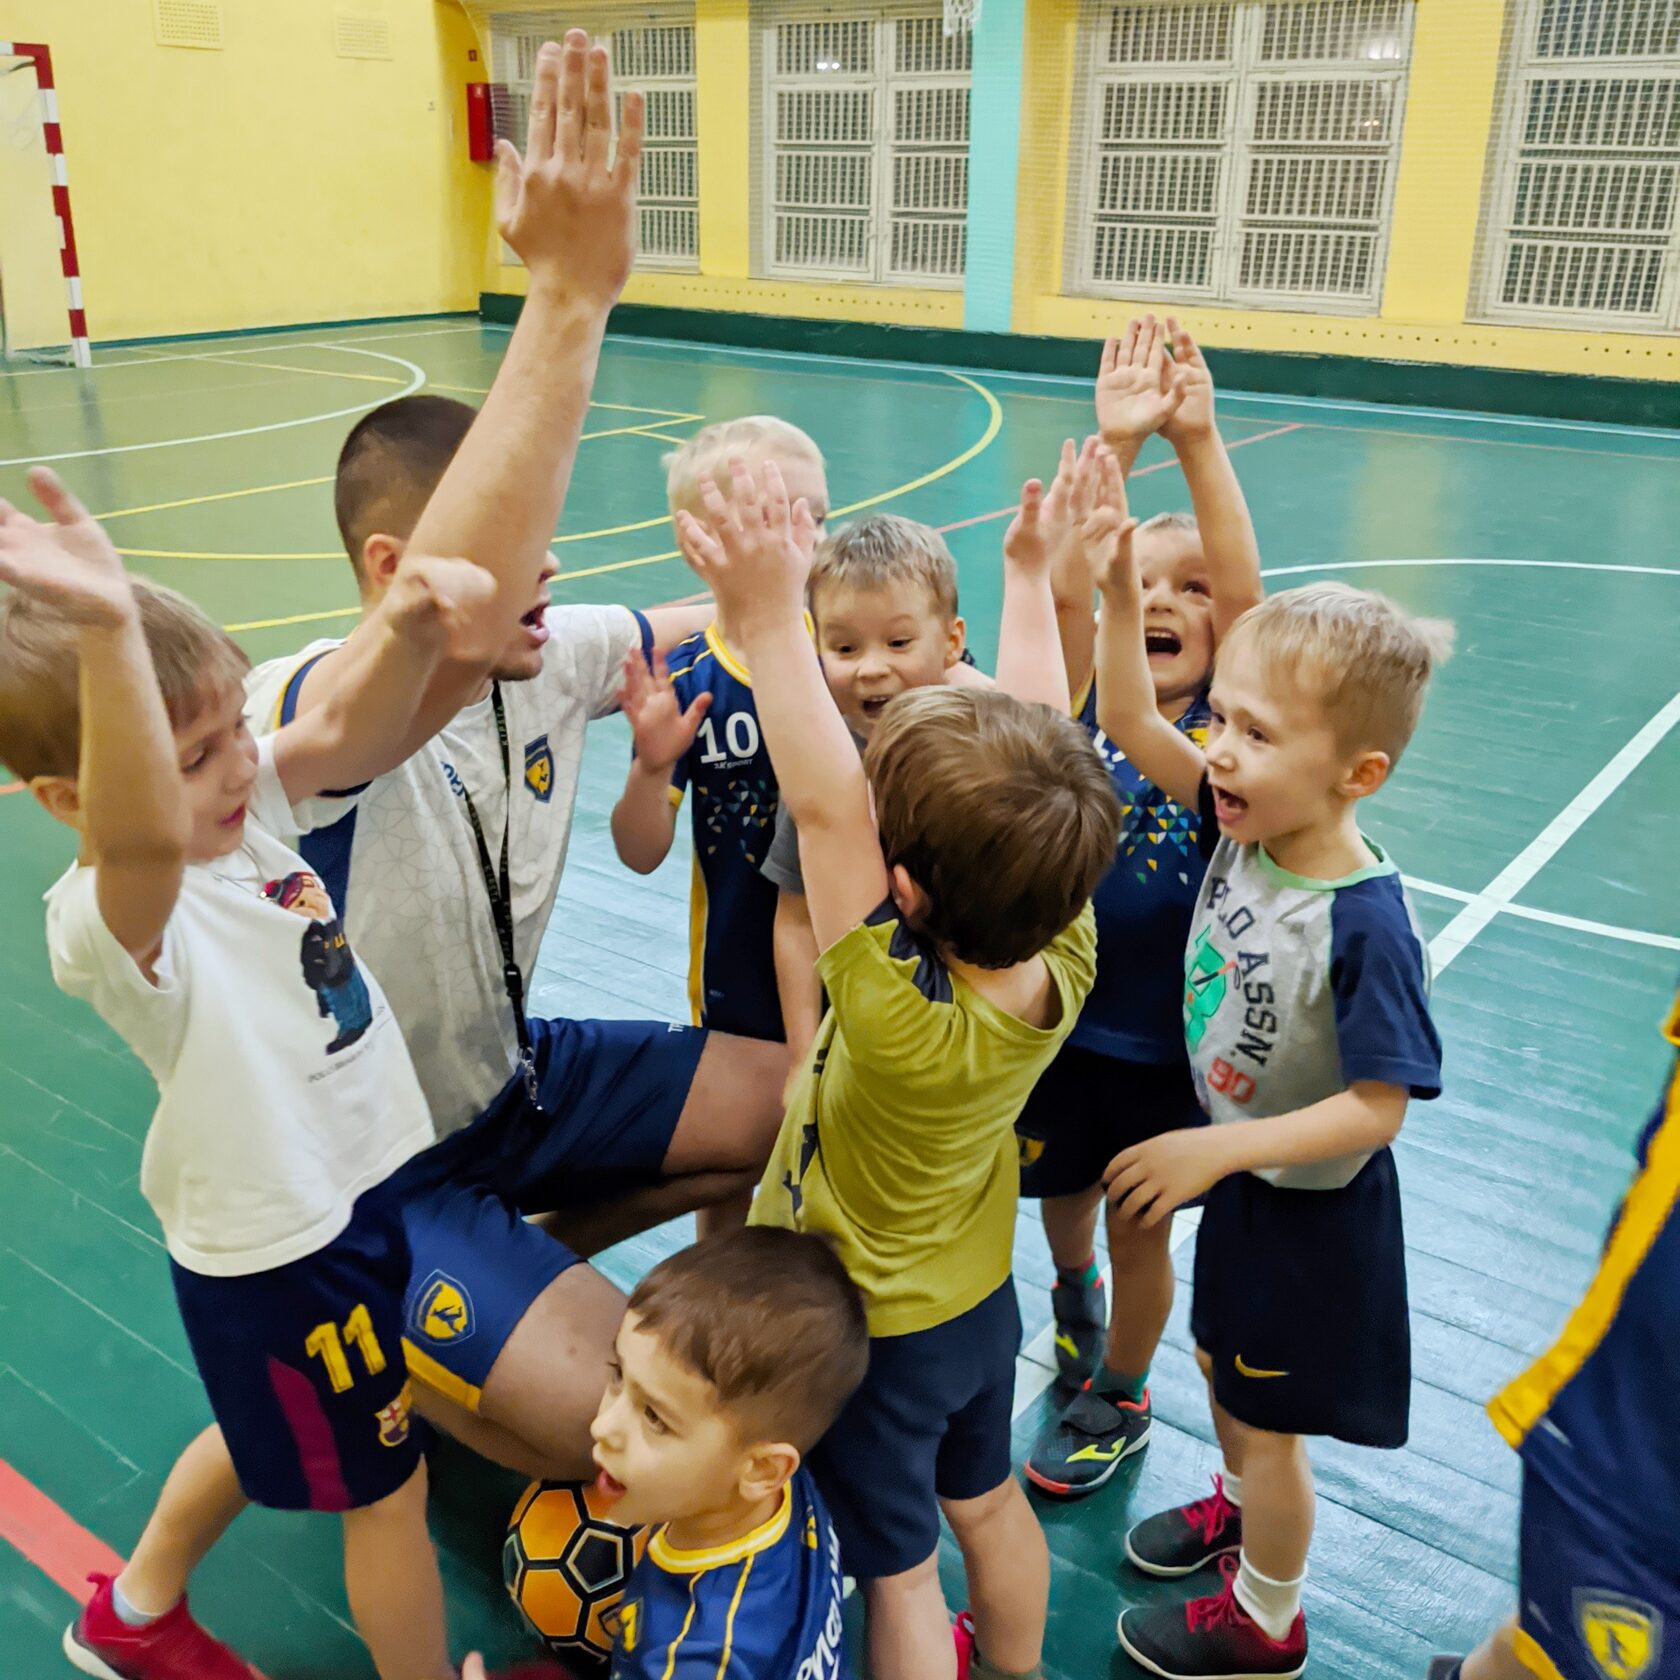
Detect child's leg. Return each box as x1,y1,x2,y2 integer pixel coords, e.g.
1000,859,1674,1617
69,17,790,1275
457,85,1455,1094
941,1479,1049,1677
1040,1187,1101,1273
695,1187,754,1239
1460,1623,1529,1680
342,1459,453,1680
1197,1343,1246,1480
863,1558,958,1680
1103,1195,1174,1390
115,1425,248,1615
1229,1422,1312,1636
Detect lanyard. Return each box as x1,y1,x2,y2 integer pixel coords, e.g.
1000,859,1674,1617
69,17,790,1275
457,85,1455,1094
456,684,543,1109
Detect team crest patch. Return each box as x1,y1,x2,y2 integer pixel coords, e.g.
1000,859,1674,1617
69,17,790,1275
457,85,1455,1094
1576,1592,1661,1680
378,1382,414,1449
412,1271,475,1345
524,735,554,802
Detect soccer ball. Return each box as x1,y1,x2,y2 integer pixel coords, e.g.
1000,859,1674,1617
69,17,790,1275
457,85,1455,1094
503,1477,648,1665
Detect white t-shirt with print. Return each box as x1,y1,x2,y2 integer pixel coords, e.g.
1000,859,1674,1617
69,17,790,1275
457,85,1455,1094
243,604,647,1135
44,738,434,1279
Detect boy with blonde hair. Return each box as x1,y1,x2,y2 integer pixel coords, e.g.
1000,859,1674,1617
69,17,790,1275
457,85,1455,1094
1091,504,1449,1678
678,458,1120,1680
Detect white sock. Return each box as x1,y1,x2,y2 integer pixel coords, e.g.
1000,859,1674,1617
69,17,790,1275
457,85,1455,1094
1233,1550,1302,1642
1219,1467,1243,1506
111,1579,165,1628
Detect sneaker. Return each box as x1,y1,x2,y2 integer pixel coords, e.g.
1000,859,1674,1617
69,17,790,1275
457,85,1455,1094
1025,1386,1152,1496
1116,1556,1306,1679
1050,1271,1106,1387
1427,1662,1464,1680
953,1610,976,1680
1124,1475,1243,1578
64,1575,257,1680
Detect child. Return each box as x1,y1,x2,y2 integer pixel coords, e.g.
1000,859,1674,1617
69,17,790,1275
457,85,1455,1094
759,514,973,1065
1430,988,1680,1680
1090,513,1449,1679
0,474,522,1680
590,1227,869,1678
678,458,1121,1680
1021,315,1265,1496
611,417,830,1046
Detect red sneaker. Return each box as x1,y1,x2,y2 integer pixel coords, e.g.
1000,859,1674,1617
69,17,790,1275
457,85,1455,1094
1116,1557,1306,1679
953,1609,976,1680
64,1575,257,1680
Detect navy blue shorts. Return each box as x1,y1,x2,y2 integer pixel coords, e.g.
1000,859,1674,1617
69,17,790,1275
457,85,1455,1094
1514,1466,1680,1680
809,1279,1021,1581
171,1169,425,1513
398,1013,707,1406
1191,1148,1409,1448
1015,1044,1204,1199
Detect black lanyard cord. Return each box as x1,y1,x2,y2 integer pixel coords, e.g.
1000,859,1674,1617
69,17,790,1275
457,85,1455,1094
456,684,542,1109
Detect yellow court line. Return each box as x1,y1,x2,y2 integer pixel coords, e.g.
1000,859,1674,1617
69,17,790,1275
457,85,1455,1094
211,357,410,387
635,430,697,447
98,477,335,523
429,381,703,422
224,604,363,633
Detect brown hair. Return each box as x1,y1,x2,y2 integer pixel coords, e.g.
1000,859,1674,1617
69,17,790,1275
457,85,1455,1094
808,515,959,622
334,395,477,576
1221,583,1454,765
865,687,1121,968
628,1228,868,1452
0,579,250,782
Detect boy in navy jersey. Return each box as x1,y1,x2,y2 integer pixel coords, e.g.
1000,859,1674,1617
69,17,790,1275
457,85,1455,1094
1094,536,1450,1679
1431,989,1680,1680
1022,316,1264,1498
591,1228,868,1679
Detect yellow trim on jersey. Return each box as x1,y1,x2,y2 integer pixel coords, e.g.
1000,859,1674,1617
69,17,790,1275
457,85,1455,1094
658,1578,702,1680
714,1553,755,1680
687,851,708,1027
1487,1000,1680,1450
401,1338,483,1414
648,1483,793,1573
1511,1624,1569,1680
668,784,686,809
1071,669,1094,720
267,646,338,731
704,622,753,686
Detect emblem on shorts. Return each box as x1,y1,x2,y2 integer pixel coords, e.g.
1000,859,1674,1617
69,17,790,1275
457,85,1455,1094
412,1271,475,1345
1234,1353,1289,1380
1576,1593,1661,1680
524,735,554,802
1017,1134,1046,1168
378,1382,414,1449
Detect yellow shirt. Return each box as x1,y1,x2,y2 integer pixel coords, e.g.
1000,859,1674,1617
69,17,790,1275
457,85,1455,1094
749,903,1097,1337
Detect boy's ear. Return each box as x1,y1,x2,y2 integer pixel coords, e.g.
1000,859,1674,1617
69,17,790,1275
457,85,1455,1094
943,615,967,668
737,1441,801,1506
889,864,928,923
30,774,82,827
1340,748,1390,802
360,533,406,594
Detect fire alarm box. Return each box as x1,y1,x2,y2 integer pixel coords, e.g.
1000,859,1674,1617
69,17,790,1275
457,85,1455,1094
466,82,494,162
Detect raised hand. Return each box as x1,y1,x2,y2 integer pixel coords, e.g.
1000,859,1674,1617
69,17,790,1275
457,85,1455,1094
0,467,134,629
493,30,645,305
618,648,712,772
675,459,810,633
1095,314,1188,447
1160,317,1216,445
1002,478,1049,576
383,554,504,665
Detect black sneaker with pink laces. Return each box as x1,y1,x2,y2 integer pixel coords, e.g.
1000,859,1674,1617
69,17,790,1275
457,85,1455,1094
1117,1555,1307,1680
1123,1475,1243,1577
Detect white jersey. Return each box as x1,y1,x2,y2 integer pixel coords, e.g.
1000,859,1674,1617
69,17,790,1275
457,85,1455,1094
44,739,434,1278
244,604,648,1135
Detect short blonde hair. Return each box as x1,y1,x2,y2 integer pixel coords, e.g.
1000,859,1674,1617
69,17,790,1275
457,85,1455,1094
0,579,250,781
866,687,1120,968
809,515,959,621
1222,583,1453,764
664,416,825,514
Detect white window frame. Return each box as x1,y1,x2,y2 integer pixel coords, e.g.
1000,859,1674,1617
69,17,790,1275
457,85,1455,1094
1473,0,1680,332
487,6,699,273
755,3,971,288
1065,0,1416,315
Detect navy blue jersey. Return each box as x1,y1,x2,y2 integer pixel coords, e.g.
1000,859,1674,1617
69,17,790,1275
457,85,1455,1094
1490,989,1680,1555
611,1469,846,1680
1070,676,1212,1061
667,627,784,1043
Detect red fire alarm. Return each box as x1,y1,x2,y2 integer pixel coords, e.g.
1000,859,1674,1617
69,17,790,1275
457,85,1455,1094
466,82,494,162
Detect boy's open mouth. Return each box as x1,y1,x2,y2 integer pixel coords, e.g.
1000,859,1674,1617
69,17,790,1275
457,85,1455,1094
1211,783,1248,823
1145,630,1183,658
860,696,890,718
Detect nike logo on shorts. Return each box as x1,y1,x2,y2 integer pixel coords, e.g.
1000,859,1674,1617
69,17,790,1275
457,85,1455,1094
1234,1354,1289,1379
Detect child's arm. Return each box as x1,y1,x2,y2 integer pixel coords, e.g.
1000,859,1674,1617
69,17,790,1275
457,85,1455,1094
773,888,823,1067
0,473,187,969
1046,435,1105,707
1159,319,1263,639
1094,314,1187,480
996,478,1071,714
677,464,886,955
611,650,711,874
1089,457,1206,808
286,35,645,734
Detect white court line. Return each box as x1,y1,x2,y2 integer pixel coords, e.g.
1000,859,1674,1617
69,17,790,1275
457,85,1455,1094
1265,557,1680,581
1405,876,1680,954
1429,690,1680,975
0,344,427,466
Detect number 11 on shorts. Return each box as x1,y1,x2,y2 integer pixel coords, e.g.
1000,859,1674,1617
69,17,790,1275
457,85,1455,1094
305,1303,388,1394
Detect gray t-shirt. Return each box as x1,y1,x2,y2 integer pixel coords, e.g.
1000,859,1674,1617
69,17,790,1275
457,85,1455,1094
1186,781,1443,1190
761,730,867,896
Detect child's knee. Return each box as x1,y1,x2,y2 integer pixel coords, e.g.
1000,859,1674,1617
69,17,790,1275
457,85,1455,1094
941,1474,1032,1545
1194,1343,1215,1381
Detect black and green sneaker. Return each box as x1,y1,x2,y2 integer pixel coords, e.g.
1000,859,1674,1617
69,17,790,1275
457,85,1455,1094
1024,1385,1152,1497
1049,1271,1106,1388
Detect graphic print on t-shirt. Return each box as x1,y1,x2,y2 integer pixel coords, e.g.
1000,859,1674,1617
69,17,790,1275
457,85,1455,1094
1183,877,1277,1106
261,870,373,1055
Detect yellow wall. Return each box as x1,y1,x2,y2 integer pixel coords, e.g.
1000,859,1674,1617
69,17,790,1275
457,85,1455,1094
9,0,491,341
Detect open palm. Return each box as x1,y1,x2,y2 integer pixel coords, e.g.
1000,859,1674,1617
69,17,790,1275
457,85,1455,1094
620,649,710,772
0,468,134,629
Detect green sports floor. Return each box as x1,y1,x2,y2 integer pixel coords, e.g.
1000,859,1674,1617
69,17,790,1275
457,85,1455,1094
1,316,1677,1679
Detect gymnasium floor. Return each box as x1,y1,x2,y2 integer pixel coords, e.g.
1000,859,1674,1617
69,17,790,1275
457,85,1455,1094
1,315,1677,1679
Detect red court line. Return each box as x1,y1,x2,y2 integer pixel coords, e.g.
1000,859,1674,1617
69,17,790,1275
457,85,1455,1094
0,1456,124,1600
935,422,1304,536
